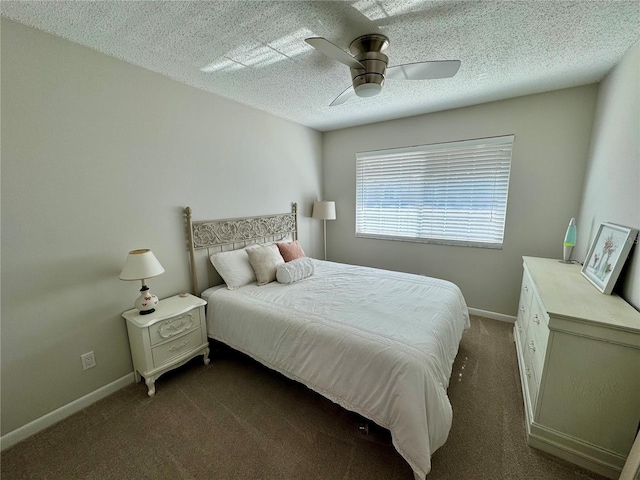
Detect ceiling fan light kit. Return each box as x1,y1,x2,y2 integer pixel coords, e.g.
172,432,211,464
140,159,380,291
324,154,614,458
306,33,461,106
354,82,383,98
350,35,389,98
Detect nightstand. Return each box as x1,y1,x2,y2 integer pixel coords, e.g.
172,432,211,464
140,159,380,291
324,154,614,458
122,293,209,396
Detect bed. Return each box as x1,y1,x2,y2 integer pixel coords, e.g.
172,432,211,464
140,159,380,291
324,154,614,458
185,204,470,480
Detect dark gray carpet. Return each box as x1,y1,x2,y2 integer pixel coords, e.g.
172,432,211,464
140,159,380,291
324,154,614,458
1,316,606,479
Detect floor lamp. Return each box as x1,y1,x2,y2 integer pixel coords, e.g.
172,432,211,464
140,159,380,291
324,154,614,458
312,201,336,260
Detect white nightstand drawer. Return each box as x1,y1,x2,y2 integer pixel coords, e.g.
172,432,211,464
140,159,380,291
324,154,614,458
149,309,201,346
152,328,204,367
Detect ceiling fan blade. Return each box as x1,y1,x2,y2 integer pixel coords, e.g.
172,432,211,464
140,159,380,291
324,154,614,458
308,2,379,40
386,60,461,80
330,85,356,107
305,37,364,70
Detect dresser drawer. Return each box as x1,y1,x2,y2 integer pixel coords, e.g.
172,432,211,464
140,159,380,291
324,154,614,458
516,270,535,344
528,298,549,377
521,269,535,313
149,309,202,346
523,343,539,412
152,328,204,367
515,318,527,348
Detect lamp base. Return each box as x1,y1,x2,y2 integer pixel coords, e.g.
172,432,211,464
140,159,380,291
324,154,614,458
560,245,574,264
135,285,159,315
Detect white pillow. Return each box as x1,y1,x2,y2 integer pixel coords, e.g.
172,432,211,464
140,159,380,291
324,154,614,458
276,257,315,284
210,249,256,290
246,244,285,285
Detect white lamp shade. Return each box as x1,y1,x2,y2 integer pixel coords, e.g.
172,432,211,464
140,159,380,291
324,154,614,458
119,249,165,281
312,201,336,220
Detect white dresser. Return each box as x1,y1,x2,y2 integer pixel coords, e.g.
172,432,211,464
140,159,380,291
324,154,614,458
515,256,640,479
123,294,209,396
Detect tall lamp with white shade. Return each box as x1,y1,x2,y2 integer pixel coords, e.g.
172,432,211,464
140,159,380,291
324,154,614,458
312,201,336,261
119,249,165,315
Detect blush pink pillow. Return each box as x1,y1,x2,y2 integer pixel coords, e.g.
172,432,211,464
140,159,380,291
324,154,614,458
276,240,306,262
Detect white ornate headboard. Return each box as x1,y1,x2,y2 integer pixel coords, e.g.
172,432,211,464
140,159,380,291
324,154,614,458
184,204,298,295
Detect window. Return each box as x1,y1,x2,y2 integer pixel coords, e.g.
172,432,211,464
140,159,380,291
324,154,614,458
355,135,514,248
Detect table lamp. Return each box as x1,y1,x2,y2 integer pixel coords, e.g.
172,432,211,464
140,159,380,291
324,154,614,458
119,249,165,314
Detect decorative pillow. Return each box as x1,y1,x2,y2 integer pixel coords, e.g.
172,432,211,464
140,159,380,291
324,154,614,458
246,244,285,285
276,240,306,262
210,249,256,290
276,257,315,284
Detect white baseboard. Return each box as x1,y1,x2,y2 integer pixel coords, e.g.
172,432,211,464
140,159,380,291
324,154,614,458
468,307,516,324
1,373,135,451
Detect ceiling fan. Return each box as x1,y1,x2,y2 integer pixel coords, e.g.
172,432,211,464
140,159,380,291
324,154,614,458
305,34,461,106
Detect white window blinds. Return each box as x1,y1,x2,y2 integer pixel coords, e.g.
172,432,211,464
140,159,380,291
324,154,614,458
355,135,514,248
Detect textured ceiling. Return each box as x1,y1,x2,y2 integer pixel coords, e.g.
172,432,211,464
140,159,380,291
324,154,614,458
2,1,639,131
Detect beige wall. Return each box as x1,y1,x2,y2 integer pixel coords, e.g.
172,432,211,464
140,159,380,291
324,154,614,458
0,19,323,435
576,42,640,309
323,86,598,316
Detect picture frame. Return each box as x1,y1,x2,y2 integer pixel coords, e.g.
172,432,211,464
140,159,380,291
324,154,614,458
581,222,638,294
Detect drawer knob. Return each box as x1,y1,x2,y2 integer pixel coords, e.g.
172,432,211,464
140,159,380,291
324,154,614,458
528,340,536,352
524,286,529,292
525,366,531,378
533,314,540,324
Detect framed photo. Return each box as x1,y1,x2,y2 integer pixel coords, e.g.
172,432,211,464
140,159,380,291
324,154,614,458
581,223,638,294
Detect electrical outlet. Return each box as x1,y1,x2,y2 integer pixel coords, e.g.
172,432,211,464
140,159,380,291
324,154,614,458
81,351,96,370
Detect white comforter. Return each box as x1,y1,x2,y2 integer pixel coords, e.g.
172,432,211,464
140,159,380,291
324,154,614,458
203,260,469,479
